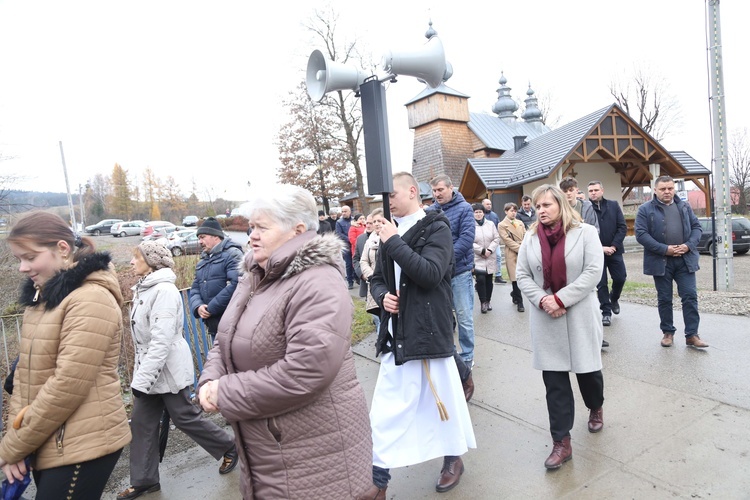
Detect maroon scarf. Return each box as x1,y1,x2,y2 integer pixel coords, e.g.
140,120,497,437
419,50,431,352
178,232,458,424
538,222,567,293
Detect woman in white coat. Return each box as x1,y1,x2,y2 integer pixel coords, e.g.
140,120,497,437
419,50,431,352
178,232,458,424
118,241,238,500
471,203,501,313
516,185,605,471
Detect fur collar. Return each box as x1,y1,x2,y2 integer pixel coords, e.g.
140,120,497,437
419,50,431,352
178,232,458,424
243,232,345,282
19,252,113,310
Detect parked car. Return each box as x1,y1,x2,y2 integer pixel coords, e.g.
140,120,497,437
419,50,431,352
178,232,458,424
169,232,203,256
84,219,123,236
141,221,175,238
182,215,199,226
696,217,750,255
144,225,186,244
110,220,145,237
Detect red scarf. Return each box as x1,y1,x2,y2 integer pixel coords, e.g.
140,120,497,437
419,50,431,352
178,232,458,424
538,222,567,293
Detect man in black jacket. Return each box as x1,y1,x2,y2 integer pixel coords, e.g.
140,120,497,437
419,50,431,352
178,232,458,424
517,195,537,228
365,172,475,498
588,181,628,327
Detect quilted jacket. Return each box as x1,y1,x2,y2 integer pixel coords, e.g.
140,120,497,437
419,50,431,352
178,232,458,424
426,190,476,275
130,268,194,395
188,237,243,320
199,231,372,499
0,253,131,470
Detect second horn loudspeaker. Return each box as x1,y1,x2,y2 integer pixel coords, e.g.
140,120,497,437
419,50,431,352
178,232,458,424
381,36,452,88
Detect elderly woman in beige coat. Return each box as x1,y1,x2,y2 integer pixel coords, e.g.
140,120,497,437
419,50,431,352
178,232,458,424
498,202,527,312
516,185,604,471
198,184,372,500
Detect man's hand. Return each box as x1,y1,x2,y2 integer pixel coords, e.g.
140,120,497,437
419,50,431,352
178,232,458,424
666,244,688,257
379,218,398,243
602,245,616,256
197,304,212,319
382,291,400,314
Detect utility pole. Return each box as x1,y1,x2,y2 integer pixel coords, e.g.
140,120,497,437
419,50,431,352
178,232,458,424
78,184,86,228
59,141,77,232
707,0,734,290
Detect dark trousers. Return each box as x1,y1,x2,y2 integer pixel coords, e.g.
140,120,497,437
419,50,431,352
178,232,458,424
129,387,235,486
542,370,604,441
474,272,494,303
597,253,627,315
343,250,354,285
653,257,700,336
511,281,523,305
32,448,122,500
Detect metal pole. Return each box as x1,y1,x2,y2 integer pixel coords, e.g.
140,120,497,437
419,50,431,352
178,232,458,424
707,0,734,290
59,141,77,232
78,184,86,228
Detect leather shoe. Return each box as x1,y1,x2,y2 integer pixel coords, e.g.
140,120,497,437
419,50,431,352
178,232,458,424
480,302,488,314
487,302,492,311
588,407,603,433
494,276,507,284
601,339,609,348
611,299,620,315
661,333,674,347
602,315,611,327
219,445,238,474
436,456,464,492
462,373,474,402
358,484,387,500
517,303,525,312
686,335,708,348
511,292,518,305
117,484,161,500
544,436,572,469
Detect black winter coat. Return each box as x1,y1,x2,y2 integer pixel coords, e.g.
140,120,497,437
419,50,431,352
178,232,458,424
370,211,455,365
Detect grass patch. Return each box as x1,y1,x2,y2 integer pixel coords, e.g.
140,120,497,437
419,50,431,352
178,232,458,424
352,298,375,345
620,280,654,293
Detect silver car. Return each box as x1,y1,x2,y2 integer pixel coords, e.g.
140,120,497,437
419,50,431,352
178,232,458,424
111,220,145,237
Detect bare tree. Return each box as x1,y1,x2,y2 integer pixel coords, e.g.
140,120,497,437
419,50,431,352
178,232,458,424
301,8,370,212
729,128,750,214
277,82,355,212
609,63,681,142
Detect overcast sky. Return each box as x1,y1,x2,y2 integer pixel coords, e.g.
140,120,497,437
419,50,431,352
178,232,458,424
1,0,748,203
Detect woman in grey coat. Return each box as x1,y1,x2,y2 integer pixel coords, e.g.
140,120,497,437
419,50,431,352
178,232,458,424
516,185,605,471
117,241,238,500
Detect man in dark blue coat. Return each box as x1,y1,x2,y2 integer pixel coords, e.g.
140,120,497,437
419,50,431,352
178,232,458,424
335,205,355,289
188,217,244,342
427,174,477,366
635,176,707,348
588,181,626,328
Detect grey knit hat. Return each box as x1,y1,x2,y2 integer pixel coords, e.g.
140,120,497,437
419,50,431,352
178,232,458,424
138,241,175,270
196,217,224,238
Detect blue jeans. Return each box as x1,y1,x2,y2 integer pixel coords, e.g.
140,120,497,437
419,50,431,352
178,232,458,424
495,250,503,277
653,257,700,336
342,250,354,285
370,313,381,333
451,270,475,362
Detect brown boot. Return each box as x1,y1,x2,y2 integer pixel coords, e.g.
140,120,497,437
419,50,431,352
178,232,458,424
544,436,572,469
660,333,674,347
358,484,387,500
436,456,464,492
686,335,708,348
588,407,603,433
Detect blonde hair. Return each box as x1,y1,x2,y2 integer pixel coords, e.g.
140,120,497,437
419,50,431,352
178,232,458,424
527,184,581,235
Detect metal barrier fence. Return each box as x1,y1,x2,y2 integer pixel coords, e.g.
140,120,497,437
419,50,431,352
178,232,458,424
0,288,212,390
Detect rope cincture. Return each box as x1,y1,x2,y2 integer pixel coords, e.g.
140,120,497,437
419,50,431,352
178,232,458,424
422,359,449,421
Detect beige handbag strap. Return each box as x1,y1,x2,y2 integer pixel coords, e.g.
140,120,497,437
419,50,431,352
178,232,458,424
422,359,449,421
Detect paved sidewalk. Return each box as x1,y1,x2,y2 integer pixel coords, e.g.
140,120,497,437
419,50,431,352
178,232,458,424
103,296,750,499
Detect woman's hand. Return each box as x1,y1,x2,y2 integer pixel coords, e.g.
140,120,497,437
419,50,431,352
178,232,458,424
540,295,566,318
1,458,29,483
199,380,220,413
